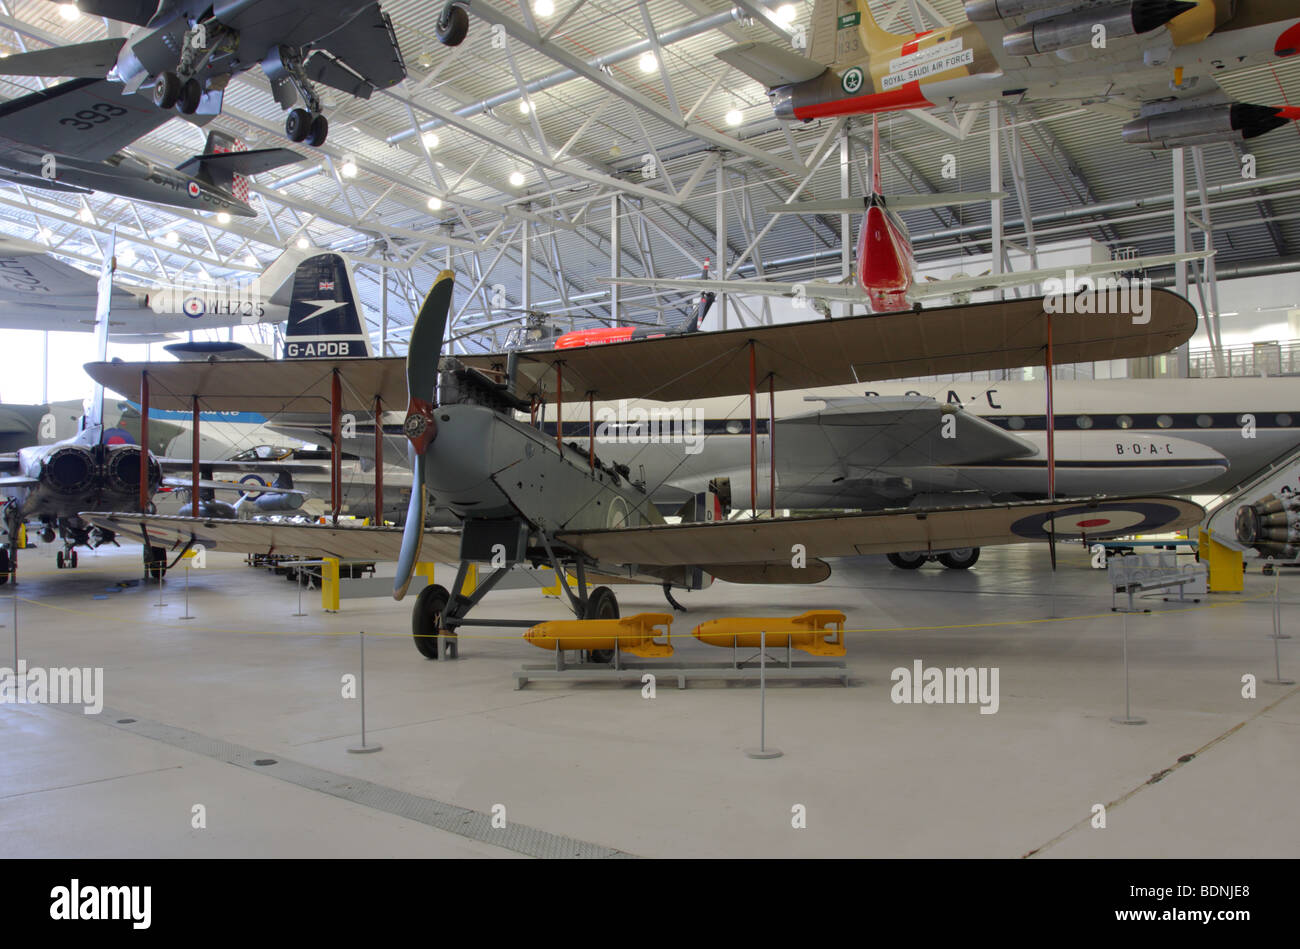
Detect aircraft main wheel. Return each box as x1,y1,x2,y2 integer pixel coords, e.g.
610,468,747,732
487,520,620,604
177,78,202,115
306,114,329,147
583,585,619,663
412,584,450,659
285,108,312,143
0,546,9,584
436,4,469,46
886,551,926,570
69,550,78,568
153,72,181,109
56,550,65,569
938,548,980,570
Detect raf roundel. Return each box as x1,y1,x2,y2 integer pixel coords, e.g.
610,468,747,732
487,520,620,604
187,181,201,198
1009,502,1186,540
183,296,205,318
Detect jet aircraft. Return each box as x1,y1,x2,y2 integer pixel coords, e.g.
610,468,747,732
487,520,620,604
0,0,407,146
718,0,1300,150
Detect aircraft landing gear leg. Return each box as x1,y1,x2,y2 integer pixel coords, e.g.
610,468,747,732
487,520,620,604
662,582,687,612
276,53,328,146
410,560,512,659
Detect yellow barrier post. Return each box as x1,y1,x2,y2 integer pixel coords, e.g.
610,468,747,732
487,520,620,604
322,557,340,612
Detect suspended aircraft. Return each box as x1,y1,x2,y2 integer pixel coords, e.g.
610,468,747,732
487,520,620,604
718,0,1300,149
0,0,407,146
81,270,1203,658
0,79,300,217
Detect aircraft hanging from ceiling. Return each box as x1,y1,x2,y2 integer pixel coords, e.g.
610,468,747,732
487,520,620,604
719,0,1300,149
0,0,407,147
80,270,1204,655
0,80,301,217
602,118,1207,312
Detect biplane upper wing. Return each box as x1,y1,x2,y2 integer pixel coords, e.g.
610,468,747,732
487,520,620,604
558,496,1205,569
458,290,1197,403
79,512,462,563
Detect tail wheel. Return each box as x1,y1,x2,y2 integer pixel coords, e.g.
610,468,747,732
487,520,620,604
938,548,980,570
285,108,312,143
886,551,926,570
412,583,450,659
583,585,619,663
153,72,181,109
436,4,469,46
177,78,202,115
306,113,329,147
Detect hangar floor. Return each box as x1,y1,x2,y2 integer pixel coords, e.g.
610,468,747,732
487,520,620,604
2,541,1296,859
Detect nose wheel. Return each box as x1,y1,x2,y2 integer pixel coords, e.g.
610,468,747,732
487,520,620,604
56,548,78,569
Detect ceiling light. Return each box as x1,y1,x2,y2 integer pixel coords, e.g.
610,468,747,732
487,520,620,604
534,0,554,15
421,130,439,150
216,211,231,224
164,230,178,245
725,109,743,127
245,253,259,268
37,227,52,242
296,236,310,249
518,99,531,115
639,51,657,74
427,196,443,211
775,4,797,25
341,158,358,178
76,207,93,222
416,51,435,69
58,3,79,21
508,171,525,187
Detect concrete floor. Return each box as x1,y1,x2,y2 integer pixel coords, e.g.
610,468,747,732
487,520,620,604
1,539,1295,858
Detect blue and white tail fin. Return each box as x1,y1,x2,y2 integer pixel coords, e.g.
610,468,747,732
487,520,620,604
282,252,372,359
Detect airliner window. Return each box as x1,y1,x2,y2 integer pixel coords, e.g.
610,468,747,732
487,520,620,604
1156,415,1173,429
726,420,744,435
1116,415,1133,429
1007,416,1025,430
1076,415,1093,429
1277,414,1293,427
1196,414,1213,428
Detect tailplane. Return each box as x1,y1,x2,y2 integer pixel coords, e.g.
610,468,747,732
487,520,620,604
173,131,301,211
283,253,372,359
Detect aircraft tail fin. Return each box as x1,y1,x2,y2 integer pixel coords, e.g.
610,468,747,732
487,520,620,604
283,253,372,359
810,0,921,67
173,131,301,210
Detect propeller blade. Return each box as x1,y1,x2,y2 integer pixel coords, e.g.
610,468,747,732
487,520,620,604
394,270,454,600
393,450,428,600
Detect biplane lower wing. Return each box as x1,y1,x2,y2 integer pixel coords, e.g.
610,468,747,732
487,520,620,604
559,496,1205,568
79,512,462,563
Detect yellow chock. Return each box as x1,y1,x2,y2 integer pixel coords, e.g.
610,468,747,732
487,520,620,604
1198,529,1243,593
524,613,675,658
321,557,341,612
692,611,847,656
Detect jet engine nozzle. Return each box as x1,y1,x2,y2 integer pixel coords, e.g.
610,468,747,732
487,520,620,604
40,446,96,495
1002,1,1197,58
965,0,1062,22
1236,492,1300,558
102,445,161,500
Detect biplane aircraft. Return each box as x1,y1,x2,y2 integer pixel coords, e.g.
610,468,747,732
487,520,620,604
82,271,1203,659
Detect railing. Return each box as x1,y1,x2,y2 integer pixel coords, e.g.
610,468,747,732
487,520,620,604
1189,341,1300,378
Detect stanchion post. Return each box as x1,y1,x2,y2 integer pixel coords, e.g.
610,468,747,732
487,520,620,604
180,558,194,620
153,563,166,608
348,630,382,754
745,630,783,758
1111,612,1146,725
1267,571,1296,685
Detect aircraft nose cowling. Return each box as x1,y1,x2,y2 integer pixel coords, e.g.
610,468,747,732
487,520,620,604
40,446,95,495
423,404,521,518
